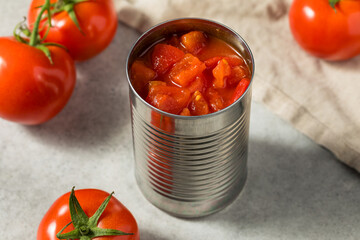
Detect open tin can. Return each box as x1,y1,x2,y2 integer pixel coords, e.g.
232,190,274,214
126,18,255,218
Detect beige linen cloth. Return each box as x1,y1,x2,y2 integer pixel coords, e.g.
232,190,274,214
114,0,360,172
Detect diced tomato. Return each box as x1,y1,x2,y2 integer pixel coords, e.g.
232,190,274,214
212,59,231,88
180,31,207,54
147,85,190,114
130,60,156,97
180,108,191,116
152,44,184,75
227,65,250,86
205,56,245,69
205,88,224,112
147,82,166,98
187,75,205,93
204,56,222,69
148,80,167,89
189,91,209,116
151,94,179,114
223,56,245,67
229,78,251,104
169,54,206,87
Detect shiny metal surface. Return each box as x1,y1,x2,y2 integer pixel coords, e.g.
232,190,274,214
126,18,255,218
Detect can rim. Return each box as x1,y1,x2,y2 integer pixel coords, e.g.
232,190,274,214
126,17,255,119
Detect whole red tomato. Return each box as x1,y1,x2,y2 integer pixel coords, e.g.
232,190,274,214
289,0,360,61
28,0,118,61
0,37,76,125
37,188,139,240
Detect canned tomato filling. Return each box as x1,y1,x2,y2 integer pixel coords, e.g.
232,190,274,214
129,30,251,116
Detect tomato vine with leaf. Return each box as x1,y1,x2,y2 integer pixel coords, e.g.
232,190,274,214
28,0,118,61
0,0,76,125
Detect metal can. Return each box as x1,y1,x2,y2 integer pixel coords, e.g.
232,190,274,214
126,18,255,218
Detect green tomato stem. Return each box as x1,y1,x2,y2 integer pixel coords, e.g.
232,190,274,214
29,0,51,46
56,187,133,240
329,0,341,11
13,19,28,44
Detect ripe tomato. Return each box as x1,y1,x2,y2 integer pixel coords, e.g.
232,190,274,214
37,188,139,240
289,0,360,60
0,37,76,125
28,0,118,61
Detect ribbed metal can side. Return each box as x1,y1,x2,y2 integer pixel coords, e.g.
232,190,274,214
129,88,251,217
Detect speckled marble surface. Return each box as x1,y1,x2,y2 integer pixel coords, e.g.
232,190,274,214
0,1,360,239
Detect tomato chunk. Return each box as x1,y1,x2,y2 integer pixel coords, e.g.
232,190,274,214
206,88,224,112
180,31,207,54
147,85,190,114
212,59,231,88
229,78,250,104
148,80,166,89
187,75,205,93
223,56,245,67
204,56,222,69
227,65,250,86
180,108,191,116
152,44,184,75
130,60,156,96
151,94,179,114
168,54,206,87
189,91,209,116
205,56,244,69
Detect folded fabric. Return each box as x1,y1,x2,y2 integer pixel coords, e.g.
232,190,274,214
115,0,360,172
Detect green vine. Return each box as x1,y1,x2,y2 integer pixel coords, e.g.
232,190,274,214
13,0,65,64
38,0,89,33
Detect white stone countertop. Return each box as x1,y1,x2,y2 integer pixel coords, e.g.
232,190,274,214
0,1,359,239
